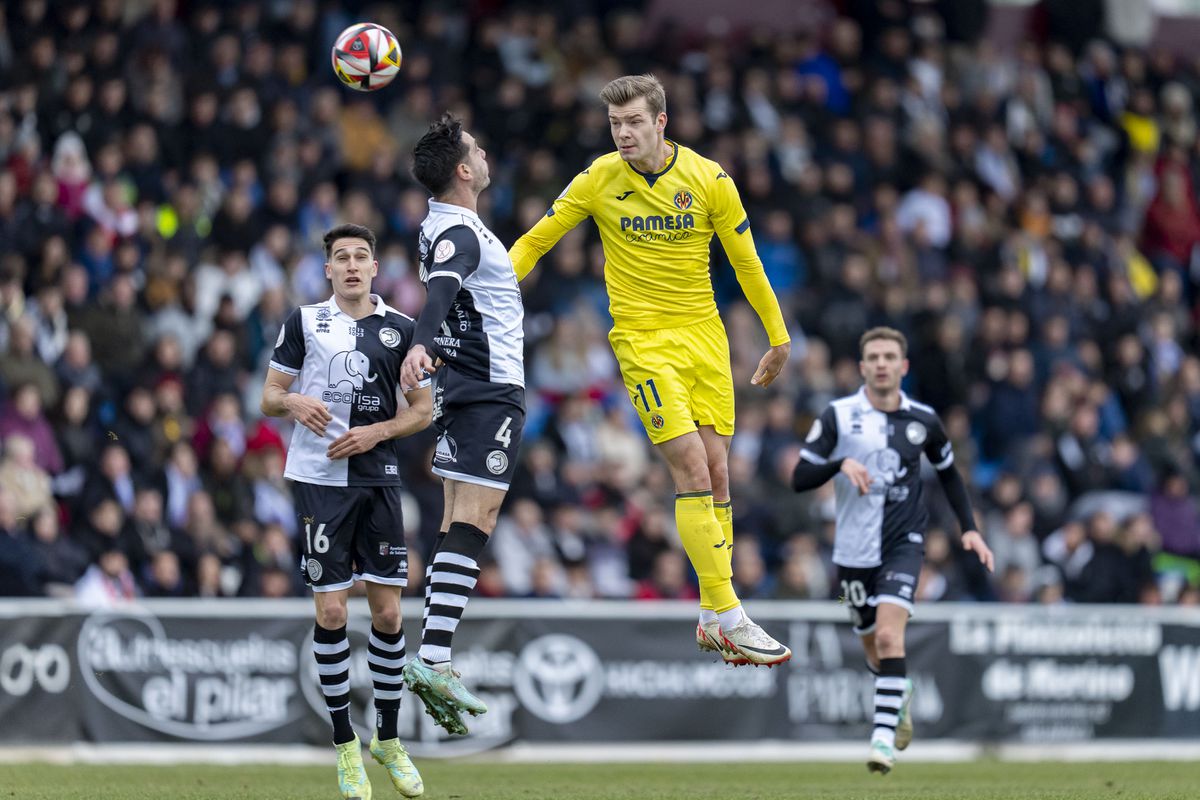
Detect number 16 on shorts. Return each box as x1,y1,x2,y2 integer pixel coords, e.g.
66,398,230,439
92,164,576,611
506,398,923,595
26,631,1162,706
306,522,330,554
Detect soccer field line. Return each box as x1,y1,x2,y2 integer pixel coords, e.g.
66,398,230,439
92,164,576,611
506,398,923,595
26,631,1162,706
1,740,1198,765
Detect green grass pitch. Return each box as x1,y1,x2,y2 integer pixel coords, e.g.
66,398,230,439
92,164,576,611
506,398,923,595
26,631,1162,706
1,760,1197,800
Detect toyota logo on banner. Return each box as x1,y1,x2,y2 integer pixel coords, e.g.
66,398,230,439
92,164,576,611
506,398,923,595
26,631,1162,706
513,634,605,724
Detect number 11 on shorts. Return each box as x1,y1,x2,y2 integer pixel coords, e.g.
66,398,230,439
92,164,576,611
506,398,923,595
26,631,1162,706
635,379,662,412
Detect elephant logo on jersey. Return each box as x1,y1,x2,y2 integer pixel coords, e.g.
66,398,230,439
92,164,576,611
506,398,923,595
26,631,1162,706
328,351,378,391
863,447,908,495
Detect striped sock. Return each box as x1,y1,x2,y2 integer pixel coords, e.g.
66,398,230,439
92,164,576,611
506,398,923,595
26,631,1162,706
369,626,405,741
313,623,354,745
872,657,907,747
423,531,447,629
418,522,487,666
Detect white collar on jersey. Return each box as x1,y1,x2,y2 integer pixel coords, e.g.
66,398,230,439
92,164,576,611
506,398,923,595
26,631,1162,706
324,294,389,317
855,385,913,412
428,199,481,220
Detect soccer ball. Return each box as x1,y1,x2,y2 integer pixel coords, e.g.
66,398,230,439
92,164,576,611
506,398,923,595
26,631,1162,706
331,22,402,92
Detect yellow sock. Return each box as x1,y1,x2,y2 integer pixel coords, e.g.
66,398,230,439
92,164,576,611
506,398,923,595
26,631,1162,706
713,500,734,576
675,493,738,613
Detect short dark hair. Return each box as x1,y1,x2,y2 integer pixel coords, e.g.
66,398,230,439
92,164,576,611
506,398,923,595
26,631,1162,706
859,326,908,358
323,223,376,260
600,74,667,118
411,113,468,197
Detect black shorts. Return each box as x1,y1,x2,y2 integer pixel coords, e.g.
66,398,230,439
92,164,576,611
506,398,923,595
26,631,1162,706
837,538,924,635
431,369,525,490
291,482,408,592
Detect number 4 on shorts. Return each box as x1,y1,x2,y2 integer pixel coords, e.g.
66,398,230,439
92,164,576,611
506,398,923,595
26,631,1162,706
495,416,513,448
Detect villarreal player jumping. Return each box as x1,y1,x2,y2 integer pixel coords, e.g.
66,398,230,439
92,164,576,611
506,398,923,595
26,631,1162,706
510,74,792,666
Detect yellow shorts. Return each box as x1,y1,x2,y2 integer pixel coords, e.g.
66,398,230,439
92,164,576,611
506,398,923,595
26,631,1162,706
608,314,735,445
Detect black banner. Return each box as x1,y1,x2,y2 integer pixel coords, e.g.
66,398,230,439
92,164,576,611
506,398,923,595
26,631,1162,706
1,601,1197,754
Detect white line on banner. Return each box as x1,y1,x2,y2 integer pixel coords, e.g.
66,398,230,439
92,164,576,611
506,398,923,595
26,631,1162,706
1,740,1199,765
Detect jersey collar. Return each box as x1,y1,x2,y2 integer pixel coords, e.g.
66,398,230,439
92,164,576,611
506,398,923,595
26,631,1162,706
627,139,679,188
856,385,912,412
428,199,481,221
325,294,387,317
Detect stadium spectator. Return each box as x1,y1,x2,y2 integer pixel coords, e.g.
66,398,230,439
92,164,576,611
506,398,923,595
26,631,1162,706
0,382,62,475
0,433,52,520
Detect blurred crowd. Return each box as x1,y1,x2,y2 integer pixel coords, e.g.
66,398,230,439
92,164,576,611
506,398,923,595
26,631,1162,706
0,0,1197,608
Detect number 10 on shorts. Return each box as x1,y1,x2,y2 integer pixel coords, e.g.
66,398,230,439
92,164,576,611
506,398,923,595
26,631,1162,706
634,379,662,412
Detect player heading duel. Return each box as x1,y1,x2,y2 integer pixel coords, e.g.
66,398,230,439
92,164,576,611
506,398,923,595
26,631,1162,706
510,74,792,666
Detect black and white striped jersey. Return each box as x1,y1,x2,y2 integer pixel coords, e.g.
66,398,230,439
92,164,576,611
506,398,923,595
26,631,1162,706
417,200,524,387
799,387,956,568
269,294,426,487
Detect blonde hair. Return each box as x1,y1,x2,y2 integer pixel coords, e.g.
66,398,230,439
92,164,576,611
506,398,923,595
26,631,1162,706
600,74,666,118
859,326,908,358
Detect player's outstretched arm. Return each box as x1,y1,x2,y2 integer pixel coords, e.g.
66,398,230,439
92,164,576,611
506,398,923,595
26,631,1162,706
936,465,994,572
793,455,871,494
402,272,461,390
508,168,595,280
752,341,791,387
404,230,480,390
261,367,332,437
327,385,433,460
709,169,791,385
508,214,568,281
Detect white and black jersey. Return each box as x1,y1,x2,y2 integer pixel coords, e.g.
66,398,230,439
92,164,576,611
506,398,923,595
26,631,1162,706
799,387,956,568
269,294,427,487
417,200,524,387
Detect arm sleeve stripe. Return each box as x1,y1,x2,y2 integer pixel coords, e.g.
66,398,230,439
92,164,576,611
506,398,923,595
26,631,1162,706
427,271,464,285
268,360,300,376
800,449,828,465
735,218,750,234
934,453,955,470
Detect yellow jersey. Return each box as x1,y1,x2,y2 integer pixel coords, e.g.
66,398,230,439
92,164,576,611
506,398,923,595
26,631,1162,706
509,141,790,344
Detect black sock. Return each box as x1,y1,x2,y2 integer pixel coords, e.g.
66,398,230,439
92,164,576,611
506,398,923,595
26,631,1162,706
369,626,405,741
313,623,355,745
419,522,488,665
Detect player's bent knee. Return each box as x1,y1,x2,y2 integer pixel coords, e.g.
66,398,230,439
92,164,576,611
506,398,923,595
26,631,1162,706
370,604,402,634
315,601,348,630
872,625,905,657
453,507,500,534
669,457,712,494
707,459,729,499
